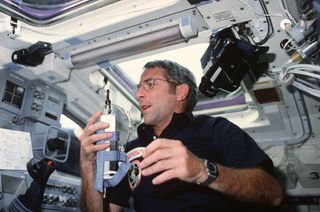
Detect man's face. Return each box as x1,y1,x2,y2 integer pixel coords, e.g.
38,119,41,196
135,67,178,128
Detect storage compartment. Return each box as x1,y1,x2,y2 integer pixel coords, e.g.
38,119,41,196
293,144,320,188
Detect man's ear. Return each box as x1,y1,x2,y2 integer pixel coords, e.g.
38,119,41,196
176,83,189,101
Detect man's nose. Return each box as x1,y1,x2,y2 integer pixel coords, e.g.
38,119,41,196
135,86,145,99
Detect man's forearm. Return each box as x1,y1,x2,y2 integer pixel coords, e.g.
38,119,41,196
209,165,283,206
80,162,104,211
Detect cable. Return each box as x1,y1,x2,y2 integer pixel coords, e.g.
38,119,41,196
265,67,280,80
256,0,274,45
238,0,283,17
279,63,320,98
278,0,297,24
282,38,296,52
238,0,275,45
225,85,243,99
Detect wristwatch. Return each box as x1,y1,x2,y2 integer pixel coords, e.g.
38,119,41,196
199,159,219,186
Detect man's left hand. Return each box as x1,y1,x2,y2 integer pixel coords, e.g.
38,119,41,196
140,138,205,185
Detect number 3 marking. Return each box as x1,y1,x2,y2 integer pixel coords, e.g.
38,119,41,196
310,172,320,180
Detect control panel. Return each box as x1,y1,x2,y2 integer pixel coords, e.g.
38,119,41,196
42,172,81,211
0,170,81,211
0,68,77,211
0,68,67,160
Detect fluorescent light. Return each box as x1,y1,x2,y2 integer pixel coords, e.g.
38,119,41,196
71,17,198,68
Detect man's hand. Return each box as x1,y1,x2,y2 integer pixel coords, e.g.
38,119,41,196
79,111,116,211
139,138,283,206
140,138,204,185
79,111,113,166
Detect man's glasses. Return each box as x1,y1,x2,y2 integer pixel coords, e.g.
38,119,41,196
136,78,178,92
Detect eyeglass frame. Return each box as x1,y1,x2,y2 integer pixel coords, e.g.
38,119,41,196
136,77,180,92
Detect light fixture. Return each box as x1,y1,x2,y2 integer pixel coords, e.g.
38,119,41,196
70,16,198,68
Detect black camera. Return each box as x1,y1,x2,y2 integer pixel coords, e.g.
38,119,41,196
199,27,269,97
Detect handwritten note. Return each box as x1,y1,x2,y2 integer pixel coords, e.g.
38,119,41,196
0,128,33,170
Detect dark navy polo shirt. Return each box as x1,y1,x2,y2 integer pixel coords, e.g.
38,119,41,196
107,112,275,211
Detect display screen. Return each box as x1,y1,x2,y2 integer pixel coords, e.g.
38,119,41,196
2,80,25,109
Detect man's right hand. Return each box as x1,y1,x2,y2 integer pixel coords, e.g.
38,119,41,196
79,111,113,166
79,111,115,211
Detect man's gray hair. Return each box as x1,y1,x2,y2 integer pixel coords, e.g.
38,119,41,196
144,60,198,111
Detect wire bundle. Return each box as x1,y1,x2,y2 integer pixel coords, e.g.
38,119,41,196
279,63,320,98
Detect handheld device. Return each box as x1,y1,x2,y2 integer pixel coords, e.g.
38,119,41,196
95,89,131,192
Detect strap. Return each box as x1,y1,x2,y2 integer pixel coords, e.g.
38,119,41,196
104,158,131,187
95,131,129,192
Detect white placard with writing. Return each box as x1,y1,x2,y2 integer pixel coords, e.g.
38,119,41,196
0,128,33,170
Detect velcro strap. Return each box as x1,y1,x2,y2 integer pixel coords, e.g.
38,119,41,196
95,151,130,191
95,131,128,192
104,158,131,187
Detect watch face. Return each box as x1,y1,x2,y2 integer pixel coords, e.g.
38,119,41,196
207,160,218,178
199,160,218,186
